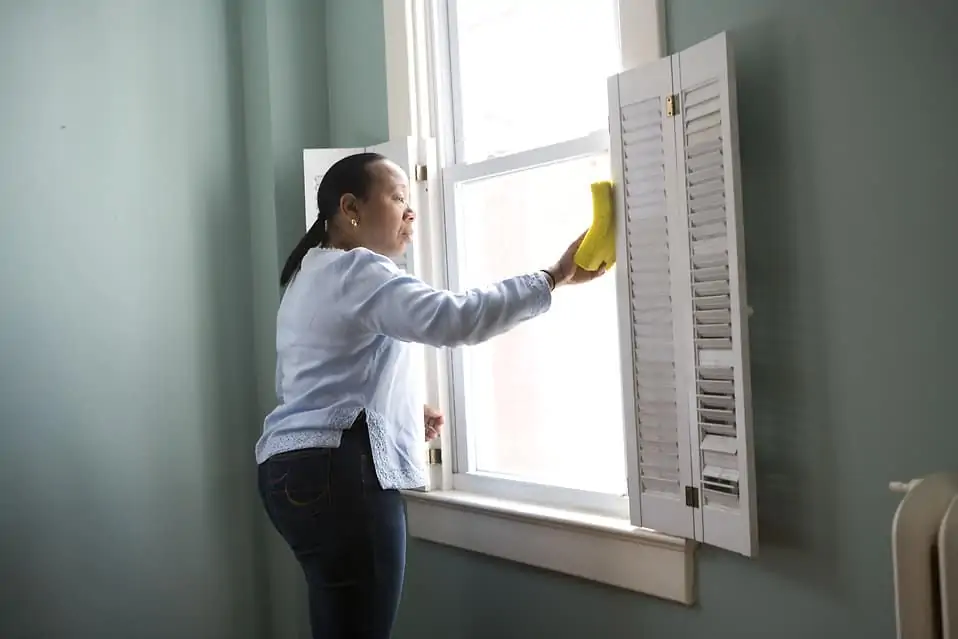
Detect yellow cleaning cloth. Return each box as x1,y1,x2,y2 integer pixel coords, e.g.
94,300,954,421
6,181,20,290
573,181,616,271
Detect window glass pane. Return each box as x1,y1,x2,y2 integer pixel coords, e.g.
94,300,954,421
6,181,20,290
453,0,620,162
455,154,626,494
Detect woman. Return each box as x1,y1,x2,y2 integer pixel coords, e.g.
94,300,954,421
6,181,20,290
256,152,605,638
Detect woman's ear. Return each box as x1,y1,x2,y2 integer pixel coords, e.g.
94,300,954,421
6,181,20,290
339,193,359,216
339,193,360,224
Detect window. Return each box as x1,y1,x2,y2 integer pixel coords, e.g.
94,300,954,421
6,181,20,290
450,0,620,161
439,0,629,517
453,153,625,496
326,0,762,602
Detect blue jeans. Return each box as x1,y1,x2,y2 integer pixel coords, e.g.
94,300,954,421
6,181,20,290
258,415,407,638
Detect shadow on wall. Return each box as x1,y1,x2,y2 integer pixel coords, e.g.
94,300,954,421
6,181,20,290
727,17,841,594
191,7,267,629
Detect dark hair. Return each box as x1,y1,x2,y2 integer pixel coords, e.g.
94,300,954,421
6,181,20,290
280,152,386,287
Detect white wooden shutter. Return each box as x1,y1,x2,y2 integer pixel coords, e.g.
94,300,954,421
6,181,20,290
673,32,756,556
610,55,696,539
611,32,757,556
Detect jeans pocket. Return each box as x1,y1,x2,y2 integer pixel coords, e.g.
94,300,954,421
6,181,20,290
267,449,333,513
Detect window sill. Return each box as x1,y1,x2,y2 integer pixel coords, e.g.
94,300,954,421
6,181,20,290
402,489,696,605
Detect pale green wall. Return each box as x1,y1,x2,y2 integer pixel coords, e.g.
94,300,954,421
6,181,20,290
0,1,262,637
326,0,389,146
247,5,388,634
240,1,331,637
325,1,958,638
6,0,953,636
243,0,331,422
0,0,331,637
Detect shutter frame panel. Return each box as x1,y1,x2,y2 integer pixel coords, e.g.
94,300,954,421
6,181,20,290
673,32,757,556
610,56,696,539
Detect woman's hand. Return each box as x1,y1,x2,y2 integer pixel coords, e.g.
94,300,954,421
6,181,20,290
424,405,444,441
545,231,608,288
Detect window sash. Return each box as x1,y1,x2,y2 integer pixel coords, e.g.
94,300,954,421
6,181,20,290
431,0,627,512
442,132,620,508
443,0,621,165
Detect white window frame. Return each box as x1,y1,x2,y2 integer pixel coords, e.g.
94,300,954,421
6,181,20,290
383,0,696,605
436,0,640,519
437,0,633,518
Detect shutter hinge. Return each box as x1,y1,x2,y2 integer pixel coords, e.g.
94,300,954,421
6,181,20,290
427,448,442,465
666,94,679,117
414,163,428,182
685,486,700,508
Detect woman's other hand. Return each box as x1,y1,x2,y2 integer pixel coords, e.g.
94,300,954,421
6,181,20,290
424,405,444,441
546,231,608,288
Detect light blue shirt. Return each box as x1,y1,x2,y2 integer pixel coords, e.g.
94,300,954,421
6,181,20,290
256,247,553,489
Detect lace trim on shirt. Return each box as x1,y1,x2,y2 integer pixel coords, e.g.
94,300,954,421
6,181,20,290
255,407,360,462
365,409,427,490
256,407,425,490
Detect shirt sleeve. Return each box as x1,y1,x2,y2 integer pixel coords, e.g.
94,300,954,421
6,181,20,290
337,248,553,348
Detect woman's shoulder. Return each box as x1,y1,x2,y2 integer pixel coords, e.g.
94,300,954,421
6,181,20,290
303,246,397,275
286,248,404,317
298,247,404,299
342,247,399,271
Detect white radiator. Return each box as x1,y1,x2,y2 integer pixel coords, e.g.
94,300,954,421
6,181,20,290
891,473,958,639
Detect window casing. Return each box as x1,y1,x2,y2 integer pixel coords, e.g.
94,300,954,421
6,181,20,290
297,0,757,603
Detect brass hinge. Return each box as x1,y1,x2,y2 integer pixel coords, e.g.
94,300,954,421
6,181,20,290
685,486,700,508
427,448,442,465
666,94,679,117
414,164,428,182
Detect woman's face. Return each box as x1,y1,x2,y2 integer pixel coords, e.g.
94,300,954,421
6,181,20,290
342,159,415,258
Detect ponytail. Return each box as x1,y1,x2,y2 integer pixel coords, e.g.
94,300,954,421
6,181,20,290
279,219,327,288
280,152,386,288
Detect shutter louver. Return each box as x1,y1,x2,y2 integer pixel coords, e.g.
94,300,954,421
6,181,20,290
675,33,757,556
624,96,681,498
682,78,741,505
611,58,695,538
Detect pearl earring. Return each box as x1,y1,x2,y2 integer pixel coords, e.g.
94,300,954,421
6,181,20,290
350,218,359,228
